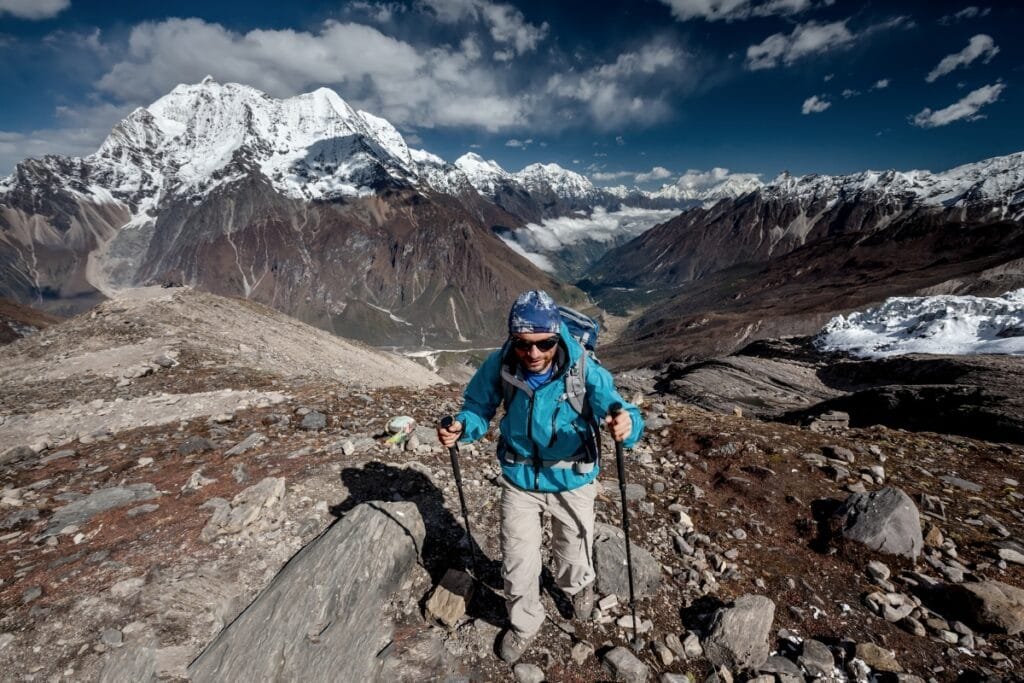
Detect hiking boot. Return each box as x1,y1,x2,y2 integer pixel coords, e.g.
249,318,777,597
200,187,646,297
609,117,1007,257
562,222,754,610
572,583,595,621
499,629,535,664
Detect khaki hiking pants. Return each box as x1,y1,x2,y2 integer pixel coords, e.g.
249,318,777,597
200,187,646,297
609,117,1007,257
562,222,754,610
500,477,597,637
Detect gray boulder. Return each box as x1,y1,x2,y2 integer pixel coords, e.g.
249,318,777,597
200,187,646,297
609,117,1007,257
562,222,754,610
703,594,775,671
188,501,425,680
945,580,1024,635
594,523,661,599
832,487,923,560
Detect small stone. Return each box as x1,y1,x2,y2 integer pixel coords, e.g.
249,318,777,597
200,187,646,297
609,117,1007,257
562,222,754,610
598,594,619,611
22,586,42,604
127,504,159,518
424,569,474,628
300,411,327,431
854,642,903,673
101,629,123,647
664,633,685,659
823,445,855,463
652,640,674,666
997,548,1024,565
604,646,649,683
682,632,703,658
799,639,834,677
513,663,545,683
571,641,594,665
899,616,927,637
867,560,891,582
617,615,653,634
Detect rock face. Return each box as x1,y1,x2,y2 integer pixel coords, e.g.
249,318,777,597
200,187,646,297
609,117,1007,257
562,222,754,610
187,501,425,680
702,594,776,671
833,487,923,560
593,522,661,599
946,581,1024,635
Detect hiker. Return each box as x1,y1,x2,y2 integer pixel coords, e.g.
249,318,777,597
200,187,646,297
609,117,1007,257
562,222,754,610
437,290,644,664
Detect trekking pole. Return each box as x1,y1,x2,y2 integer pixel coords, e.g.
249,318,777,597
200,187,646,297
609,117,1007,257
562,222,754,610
611,403,642,650
440,415,478,575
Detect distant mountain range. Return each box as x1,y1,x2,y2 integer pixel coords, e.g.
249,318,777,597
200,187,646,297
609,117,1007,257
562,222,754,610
1,77,1023,359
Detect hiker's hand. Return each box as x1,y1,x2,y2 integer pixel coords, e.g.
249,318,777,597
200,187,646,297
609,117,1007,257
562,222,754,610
605,411,632,443
437,420,463,448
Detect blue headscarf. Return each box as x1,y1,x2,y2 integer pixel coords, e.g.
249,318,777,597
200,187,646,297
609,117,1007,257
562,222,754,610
508,290,561,335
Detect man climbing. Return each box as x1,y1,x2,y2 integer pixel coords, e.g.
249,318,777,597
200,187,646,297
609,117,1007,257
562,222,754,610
437,290,644,664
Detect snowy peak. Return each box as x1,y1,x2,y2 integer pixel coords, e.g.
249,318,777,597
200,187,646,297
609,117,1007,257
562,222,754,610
651,171,764,203
454,153,514,195
764,151,1024,209
514,163,599,201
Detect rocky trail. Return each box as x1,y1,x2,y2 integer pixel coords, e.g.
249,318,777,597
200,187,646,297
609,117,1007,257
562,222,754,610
1,368,1023,681
1,289,1023,681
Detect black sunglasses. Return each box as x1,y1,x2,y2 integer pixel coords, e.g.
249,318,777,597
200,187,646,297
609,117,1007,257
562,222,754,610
510,336,559,352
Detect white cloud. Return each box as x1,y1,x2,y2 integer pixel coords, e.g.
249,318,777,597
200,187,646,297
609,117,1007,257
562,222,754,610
939,6,990,25
635,166,672,183
841,88,859,98
746,16,908,70
498,206,680,271
659,0,815,22
925,34,999,83
545,43,685,129
421,0,547,56
823,73,834,82
801,94,831,114
746,20,853,70
591,170,634,182
872,78,890,89
911,82,1005,128
94,18,529,133
0,101,136,173
504,138,533,147
0,0,69,20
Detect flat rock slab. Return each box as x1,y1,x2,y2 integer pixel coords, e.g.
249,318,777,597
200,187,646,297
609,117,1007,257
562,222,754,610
833,487,923,560
188,501,425,681
44,484,160,537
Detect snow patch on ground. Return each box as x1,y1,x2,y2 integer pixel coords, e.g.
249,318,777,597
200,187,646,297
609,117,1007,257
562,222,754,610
817,289,1024,358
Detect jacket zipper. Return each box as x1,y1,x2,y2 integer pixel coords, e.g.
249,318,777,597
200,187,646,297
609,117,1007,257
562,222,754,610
527,393,541,490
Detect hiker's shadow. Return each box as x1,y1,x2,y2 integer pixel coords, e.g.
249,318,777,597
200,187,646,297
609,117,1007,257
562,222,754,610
330,461,506,626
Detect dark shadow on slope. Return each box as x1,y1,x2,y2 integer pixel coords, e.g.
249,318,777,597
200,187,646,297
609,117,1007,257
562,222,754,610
331,462,506,626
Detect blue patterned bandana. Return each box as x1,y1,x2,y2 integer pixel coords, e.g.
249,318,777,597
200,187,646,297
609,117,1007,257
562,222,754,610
508,290,561,335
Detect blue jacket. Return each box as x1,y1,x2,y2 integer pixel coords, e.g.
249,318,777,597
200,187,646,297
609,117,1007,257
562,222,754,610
456,323,644,492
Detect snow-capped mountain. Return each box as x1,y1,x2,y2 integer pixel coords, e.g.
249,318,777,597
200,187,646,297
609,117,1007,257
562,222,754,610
0,78,580,346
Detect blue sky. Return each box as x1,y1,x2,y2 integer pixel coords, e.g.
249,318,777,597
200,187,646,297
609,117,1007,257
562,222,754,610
1,0,1021,190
